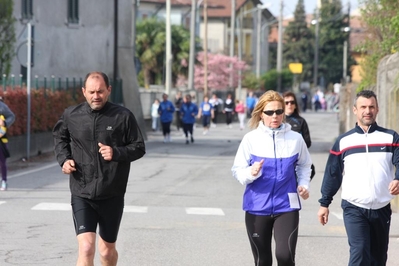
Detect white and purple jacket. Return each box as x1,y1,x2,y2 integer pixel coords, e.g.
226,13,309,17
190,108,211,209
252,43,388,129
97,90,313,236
232,122,312,215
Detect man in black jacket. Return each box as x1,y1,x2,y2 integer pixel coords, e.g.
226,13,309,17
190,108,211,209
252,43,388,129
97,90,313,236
53,71,145,266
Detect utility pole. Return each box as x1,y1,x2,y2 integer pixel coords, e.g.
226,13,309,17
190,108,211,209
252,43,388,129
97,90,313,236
165,0,172,94
313,0,320,89
276,0,283,92
229,0,236,90
188,0,196,90
237,11,243,100
26,22,32,160
203,0,208,96
256,7,262,79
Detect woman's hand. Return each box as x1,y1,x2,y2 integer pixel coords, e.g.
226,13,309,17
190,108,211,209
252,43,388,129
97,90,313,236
251,159,264,176
298,186,309,200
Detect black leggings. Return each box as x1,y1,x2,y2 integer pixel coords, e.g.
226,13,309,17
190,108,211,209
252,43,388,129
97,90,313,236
161,122,172,136
182,123,194,137
245,211,299,266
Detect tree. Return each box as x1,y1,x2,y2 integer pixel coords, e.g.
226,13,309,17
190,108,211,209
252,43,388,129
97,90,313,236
316,0,355,87
262,69,293,91
283,0,314,83
0,0,16,78
177,52,248,91
135,18,194,88
357,0,399,90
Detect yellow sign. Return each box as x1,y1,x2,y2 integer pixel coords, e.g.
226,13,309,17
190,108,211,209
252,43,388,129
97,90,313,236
289,63,303,74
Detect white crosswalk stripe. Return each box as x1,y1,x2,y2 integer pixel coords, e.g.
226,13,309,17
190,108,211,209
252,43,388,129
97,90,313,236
185,207,225,216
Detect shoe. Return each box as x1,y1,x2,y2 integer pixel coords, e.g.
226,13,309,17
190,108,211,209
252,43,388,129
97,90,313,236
203,130,208,135
229,124,232,129
1,180,7,191
163,137,167,143
186,139,189,144
191,136,194,143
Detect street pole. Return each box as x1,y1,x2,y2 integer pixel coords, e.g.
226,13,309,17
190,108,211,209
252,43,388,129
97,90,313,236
188,0,196,90
237,12,243,100
165,0,172,94
27,22,32,160
203,0,208,96
229,0,236,90
256,7,261,79
276,0,283,92
313,1,320,89
343,40,348,84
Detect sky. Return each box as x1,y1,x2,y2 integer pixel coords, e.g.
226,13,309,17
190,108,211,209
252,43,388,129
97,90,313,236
261,0,360,18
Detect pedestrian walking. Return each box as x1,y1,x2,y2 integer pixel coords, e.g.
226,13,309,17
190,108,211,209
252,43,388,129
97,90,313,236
209,93,223,127
283,91,315,180
318,90,399,265
180,94,198,144
0,96,15,191
246,91,256,118
174,91,183,131
232,90,312,266
158,93,175,143
223,93,235,128
151,98,160,132
53,71,146,266
234,99,246,130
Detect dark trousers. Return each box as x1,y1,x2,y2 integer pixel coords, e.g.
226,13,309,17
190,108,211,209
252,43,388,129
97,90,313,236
161,122,171,136
342,200,391,266
245,211,299,266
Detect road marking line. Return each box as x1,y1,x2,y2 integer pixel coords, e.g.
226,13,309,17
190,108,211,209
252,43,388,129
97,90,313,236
0,201,5,205
31,202,148,213
185,207,225,216
32,202,71,211
9,163,58,179
124,206,148,213
332,211,343,220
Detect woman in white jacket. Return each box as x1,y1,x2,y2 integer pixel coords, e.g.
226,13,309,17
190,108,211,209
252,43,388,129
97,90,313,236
231,90,312,266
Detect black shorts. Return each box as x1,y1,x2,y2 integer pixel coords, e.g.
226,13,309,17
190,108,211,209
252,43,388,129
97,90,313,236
71,195,124,243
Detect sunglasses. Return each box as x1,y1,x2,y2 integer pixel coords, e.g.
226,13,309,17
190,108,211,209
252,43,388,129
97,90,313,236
285,101,295,105
263,109,284,116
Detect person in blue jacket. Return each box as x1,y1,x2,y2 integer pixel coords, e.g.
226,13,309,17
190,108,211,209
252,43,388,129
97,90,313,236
180,94,198,144
232,90,311,266
158,93,175,143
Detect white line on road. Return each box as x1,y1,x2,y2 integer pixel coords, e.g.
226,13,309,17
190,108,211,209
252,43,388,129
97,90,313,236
332,211,343,220
185,207,225,216
8,163,58,179
0,201,5,205
124,206,148,213
32,202,71,211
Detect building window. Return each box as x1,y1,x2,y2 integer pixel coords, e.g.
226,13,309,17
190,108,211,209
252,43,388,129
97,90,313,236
68,0,79,24
21,0,33,20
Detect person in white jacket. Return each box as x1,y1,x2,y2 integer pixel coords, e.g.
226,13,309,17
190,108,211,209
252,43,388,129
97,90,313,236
232,90,312,266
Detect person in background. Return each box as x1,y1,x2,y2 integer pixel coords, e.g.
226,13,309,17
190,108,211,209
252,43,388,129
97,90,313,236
174,91,183,131
223,93,235,129
232,90,311,266
318,90,399,265
53,71,145,266
246,91,256,118
0,96,15,191
235,99,246,130
283,91,315,180
151,98,160,132
180,94,198,144
209,93,223,128
158,93,175,143
197,96,214,135
301,91,308,112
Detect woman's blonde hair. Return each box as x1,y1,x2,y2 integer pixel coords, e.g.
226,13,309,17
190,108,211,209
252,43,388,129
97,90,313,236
248,90,285,129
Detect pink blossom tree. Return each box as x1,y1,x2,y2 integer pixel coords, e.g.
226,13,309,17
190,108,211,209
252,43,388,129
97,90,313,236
177,52,249,91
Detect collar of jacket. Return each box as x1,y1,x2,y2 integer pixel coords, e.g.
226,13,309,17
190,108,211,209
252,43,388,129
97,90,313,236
257,121,292,135
355,122,378,134
83,101,111,114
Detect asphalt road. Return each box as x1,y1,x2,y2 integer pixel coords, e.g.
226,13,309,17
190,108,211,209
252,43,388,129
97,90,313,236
2,110,399,265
